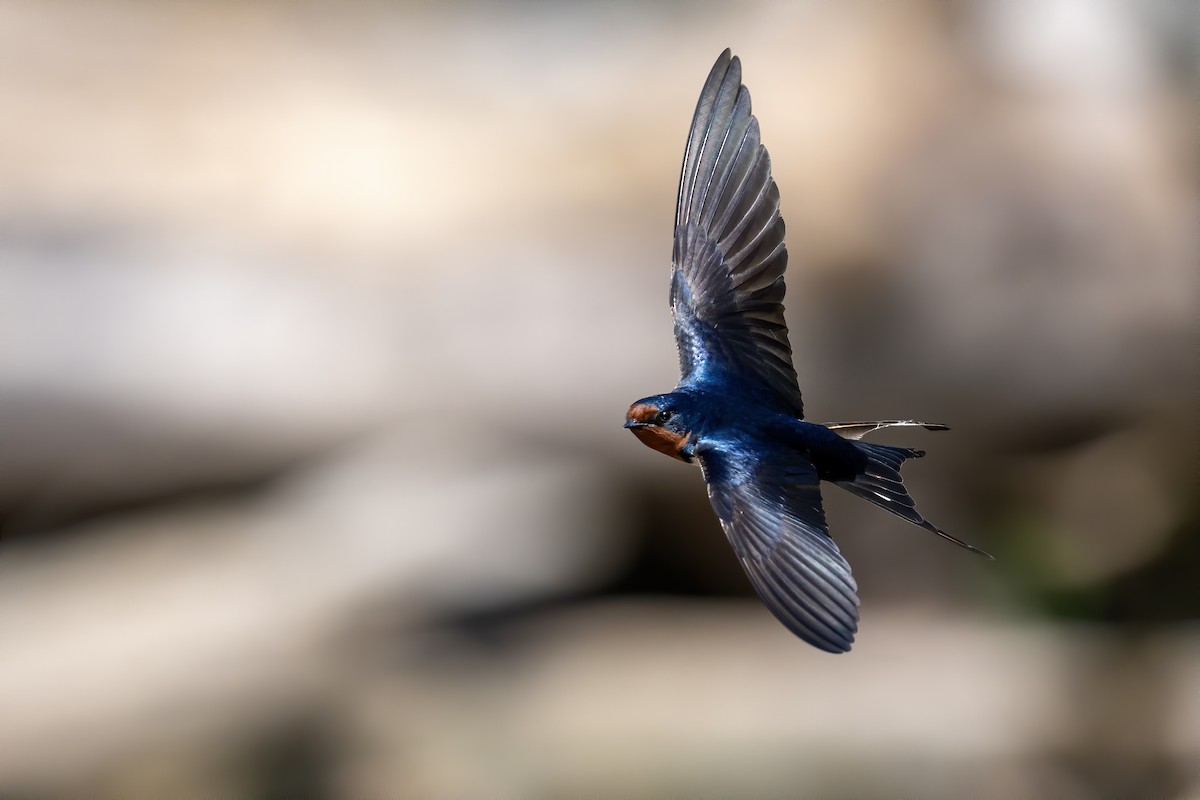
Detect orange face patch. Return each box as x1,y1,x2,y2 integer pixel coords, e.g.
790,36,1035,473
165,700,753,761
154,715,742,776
626,402,659,424
630,425,691,461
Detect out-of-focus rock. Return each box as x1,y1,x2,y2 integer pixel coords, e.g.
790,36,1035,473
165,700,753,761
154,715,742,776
0,233,401,528
329,602,1197,800
0,427,625,790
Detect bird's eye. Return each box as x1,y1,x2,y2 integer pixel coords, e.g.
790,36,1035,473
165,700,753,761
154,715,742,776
658,410,673,424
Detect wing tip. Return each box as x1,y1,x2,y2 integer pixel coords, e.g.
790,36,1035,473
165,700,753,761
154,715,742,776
746,562,860,653
808,629,856,654
779,616,857,654
707,48,738,90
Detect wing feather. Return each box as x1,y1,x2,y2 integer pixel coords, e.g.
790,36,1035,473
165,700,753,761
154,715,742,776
700,445,860,653
671,50,804,417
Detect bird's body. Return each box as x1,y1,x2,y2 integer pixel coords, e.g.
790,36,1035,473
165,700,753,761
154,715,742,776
630,388,861,478
624,49,991,653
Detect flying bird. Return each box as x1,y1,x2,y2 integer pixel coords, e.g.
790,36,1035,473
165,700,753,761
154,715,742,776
624,49,992,653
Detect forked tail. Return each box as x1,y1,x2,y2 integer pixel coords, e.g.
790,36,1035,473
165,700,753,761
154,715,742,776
835,441,994,559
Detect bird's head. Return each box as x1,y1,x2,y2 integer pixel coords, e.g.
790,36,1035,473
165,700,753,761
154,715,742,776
624,393,696,463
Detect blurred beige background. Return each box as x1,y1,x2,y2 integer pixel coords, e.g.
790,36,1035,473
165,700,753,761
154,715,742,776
0,0,1196,798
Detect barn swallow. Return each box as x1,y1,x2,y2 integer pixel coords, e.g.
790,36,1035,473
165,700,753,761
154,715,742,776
624,49,992,653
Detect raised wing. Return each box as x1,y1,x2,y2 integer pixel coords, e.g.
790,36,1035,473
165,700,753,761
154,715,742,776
699,443,860,652
671,49,804,417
